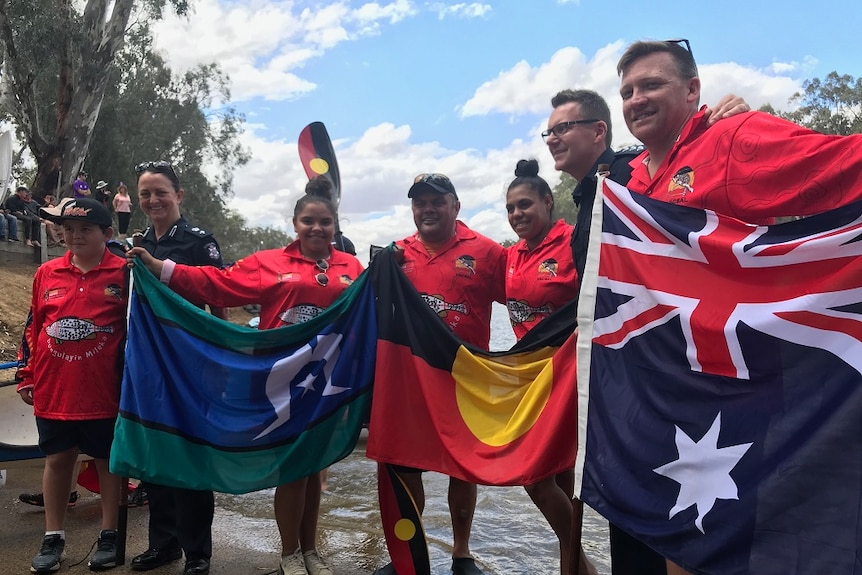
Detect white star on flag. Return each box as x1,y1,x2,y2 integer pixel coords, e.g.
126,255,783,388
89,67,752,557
254,332,348,440
653,412,752,533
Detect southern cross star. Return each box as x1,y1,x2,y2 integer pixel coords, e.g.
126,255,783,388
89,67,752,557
653,412,752,533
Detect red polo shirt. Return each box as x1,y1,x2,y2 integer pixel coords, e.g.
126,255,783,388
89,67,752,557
505,219,577,340
397,221,506,350
168,240,365,329
17,250,128,420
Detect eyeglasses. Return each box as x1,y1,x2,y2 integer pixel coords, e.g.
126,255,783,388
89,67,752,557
664,38,698,75
414,173,451,186
541,119,600,141
315,259,329,287
135,161,180,184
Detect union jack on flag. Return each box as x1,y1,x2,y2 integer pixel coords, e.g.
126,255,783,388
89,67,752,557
576,179,862,575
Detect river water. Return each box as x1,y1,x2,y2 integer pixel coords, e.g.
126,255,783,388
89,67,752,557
213,303,612,574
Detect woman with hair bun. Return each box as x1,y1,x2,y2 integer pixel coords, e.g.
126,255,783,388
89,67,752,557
504,159,595,575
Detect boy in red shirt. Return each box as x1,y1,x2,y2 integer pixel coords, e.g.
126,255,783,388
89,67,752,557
16,197,128,573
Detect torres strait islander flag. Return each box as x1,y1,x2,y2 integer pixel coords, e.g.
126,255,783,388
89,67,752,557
575,178,862,574
366,250,579,487
110,261,375,494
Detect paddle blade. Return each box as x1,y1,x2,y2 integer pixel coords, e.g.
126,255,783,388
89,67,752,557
377,463,430,575
298,122,341,206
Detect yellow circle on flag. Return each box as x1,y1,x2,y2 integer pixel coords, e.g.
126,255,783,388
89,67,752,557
309,158,329,175
453,346,554,446
394,518,417,541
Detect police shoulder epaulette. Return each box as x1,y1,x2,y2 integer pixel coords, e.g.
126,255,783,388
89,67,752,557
614,144,645,158
185,223,212,237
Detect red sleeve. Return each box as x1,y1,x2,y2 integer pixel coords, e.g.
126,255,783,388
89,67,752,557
722,114,862,218
169,253,264,308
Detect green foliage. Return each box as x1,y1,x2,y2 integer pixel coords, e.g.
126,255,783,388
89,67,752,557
775,72,862,135
552,172,578,225
500,239,517,248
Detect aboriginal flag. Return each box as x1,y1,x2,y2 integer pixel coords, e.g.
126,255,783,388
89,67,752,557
366,250,579,486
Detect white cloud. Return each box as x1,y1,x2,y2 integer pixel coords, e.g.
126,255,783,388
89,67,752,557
430,2,492,19
150,0,417,102
459,43,625,118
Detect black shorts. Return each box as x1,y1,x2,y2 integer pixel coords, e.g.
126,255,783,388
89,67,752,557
36,417,116,458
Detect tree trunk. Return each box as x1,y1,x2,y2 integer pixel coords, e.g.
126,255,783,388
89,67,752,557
2,0,135,197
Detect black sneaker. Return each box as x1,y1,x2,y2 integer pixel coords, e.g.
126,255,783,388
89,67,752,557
30,534,65,573
88,529,118,571
19,491,79,508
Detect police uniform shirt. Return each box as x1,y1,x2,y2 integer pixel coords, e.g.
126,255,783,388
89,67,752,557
140,217,224,269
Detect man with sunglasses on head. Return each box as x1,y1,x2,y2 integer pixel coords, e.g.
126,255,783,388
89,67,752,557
619,39,862,219
371,174,506,575
613,39,862,575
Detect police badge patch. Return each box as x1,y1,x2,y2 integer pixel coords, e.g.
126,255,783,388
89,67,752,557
205,242,221,260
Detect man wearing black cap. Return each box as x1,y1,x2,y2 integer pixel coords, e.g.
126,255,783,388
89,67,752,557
372,174,506,575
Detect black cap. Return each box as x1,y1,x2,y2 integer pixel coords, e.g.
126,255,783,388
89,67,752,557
408,173,458,200
40,198,112,228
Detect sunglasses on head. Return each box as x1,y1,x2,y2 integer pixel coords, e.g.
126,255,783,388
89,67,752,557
414,173,451,186
135,161,180,184
664,38,698,74
315,259,329,286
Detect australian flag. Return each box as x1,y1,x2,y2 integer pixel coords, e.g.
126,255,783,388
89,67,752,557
575,179,862,574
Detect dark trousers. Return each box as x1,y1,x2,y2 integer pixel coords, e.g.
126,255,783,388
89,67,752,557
144,482,214,561
610,523,667,575
117,212,131,234
14,214,39,241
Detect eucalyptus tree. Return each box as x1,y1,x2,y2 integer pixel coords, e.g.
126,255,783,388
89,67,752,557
781,72,862,136
0,0,189,196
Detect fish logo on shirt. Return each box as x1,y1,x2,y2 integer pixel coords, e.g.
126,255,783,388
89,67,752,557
45,317,114,344
538,259,559,278
421,294,468,317
279,304,325,325
507,300,554,324
338,275,354,287
668,167,695,202
455,255,477,275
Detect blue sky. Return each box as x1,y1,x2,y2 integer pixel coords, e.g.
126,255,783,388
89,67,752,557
151,0,862,254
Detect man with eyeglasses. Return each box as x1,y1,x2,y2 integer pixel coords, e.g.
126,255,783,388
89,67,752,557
372,173,506,575
614,39,862,575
